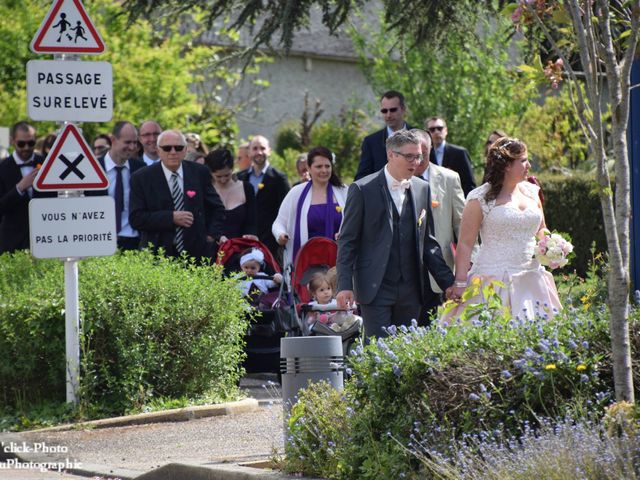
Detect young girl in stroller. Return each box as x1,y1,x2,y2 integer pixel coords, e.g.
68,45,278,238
239,247,283,306
305,271,360,333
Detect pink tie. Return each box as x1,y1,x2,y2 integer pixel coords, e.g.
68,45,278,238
391,179,411,191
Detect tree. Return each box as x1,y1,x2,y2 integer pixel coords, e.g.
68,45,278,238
122,0,504,54
0,0,267,147
510,0,640,402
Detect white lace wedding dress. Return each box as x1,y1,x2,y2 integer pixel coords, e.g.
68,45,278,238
450,181,561,321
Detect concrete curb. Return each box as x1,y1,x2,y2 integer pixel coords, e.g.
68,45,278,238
23,398,260,433
133,462,325,480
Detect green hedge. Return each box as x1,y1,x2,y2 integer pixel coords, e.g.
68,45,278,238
0,250,249,415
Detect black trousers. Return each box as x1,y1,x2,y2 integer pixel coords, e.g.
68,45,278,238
117,236,140,251
360,277,421,339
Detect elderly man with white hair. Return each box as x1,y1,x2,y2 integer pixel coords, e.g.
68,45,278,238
129,129,226,261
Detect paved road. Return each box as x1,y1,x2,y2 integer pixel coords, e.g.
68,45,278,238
3,375,284,478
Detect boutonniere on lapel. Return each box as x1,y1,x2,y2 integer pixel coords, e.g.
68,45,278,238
418,208,426,227
186,190,196,198
335,206,342,213
432,200,440,208
258,183,265,190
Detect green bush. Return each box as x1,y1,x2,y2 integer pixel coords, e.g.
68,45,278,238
274,121,304,156
285,298,640,479
0,250,249,417
0,253,65,409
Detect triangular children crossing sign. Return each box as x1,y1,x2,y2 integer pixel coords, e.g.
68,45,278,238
34,124,109,191
30,0,106,54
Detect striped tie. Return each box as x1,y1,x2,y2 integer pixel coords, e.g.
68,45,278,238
171,172,185,253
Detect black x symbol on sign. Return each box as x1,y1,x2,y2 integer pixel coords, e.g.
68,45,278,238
59,154,85,180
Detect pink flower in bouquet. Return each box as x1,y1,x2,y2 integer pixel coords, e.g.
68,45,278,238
534,231,573,270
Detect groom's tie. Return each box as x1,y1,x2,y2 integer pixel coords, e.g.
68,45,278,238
391,178,411,191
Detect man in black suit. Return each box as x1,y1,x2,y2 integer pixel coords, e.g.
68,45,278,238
355,90,413,180
129,129,226,260
89,121,147,251
425,116,476,197
236,135,289,259
336,130,455,338
0,121,55,254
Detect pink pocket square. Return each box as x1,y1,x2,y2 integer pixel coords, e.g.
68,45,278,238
186,190,196,198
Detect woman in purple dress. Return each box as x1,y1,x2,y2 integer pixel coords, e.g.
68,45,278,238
272,146,348,268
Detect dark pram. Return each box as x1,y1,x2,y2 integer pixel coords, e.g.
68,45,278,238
217,238,300,374
291,237,362,355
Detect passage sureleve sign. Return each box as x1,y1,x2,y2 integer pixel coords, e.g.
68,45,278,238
26,60,113,122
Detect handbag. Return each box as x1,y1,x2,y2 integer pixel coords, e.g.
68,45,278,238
270,279,302,334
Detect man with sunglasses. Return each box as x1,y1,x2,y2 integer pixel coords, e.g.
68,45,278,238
87,121,147,251
425,116,476,197
355,90,413,180
0,121,56,254
130,129,226,261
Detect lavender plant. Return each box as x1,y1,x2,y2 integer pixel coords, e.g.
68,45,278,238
284,297,640,479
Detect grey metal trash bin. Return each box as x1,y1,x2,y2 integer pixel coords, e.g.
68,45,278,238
280,336,344,413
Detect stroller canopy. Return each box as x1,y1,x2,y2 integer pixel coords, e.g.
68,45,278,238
217,237,281,274
292,237,338,304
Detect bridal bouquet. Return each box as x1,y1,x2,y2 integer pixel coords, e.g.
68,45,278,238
534,230,574,270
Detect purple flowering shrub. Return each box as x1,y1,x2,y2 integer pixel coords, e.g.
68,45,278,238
419,414,640,479
284,382,353,478
284,302,640,479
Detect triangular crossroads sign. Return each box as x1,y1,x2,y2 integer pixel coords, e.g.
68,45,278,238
30,0,106,54
34,124,109,191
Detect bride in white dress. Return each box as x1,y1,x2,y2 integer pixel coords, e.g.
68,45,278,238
447,137,561,320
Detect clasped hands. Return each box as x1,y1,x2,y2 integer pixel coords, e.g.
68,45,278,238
445,284,466,303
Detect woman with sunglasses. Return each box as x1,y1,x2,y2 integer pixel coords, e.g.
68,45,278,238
204,148,258,241
272,146,348,268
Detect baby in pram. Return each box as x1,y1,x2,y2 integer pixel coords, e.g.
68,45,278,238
239,248,283,306
306,271,360,333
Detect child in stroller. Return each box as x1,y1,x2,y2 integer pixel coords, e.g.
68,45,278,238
292,237,362,354
217,238,296,374
305,271,360,333
239,248,284,307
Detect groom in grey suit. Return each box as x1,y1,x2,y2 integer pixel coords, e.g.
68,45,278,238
336,130,455,338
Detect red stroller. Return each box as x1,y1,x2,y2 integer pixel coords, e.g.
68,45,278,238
291,237,362,354
217,238,300,374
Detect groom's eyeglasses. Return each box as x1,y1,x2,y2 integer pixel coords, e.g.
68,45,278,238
159,145,185,152
393,151,423,162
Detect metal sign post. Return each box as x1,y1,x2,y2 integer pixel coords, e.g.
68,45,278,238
28,0,112,404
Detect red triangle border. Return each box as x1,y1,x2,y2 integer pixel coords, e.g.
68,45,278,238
31,0,105,54
35,124,109,191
